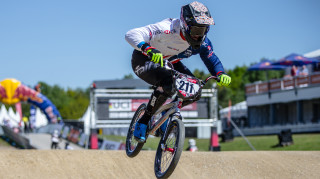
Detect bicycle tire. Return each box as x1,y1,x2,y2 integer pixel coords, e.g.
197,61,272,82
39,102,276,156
125,103,146,158
154,116,185,178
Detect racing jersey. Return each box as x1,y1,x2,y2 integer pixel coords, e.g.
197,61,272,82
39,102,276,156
125,18,225,76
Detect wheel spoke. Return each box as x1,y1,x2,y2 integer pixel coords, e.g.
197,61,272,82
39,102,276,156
130,136,138,151
159,125,178,172
126,104,146,156
154,118,184,178
128,120,138,151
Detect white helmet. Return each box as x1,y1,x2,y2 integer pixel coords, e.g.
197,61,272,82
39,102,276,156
188,139,196,146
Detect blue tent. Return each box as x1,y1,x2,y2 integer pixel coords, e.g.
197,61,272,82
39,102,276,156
248,59,287,71
272,53,319,66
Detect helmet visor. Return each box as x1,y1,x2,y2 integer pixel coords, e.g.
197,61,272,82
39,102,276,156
189,26,208,36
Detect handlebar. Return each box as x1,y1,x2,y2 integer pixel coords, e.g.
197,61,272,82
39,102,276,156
201,76,220,87
164,60,220,87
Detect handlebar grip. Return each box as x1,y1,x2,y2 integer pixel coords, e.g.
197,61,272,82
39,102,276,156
216,76,221,82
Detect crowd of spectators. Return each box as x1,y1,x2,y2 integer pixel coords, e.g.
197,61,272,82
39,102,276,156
285,65,309,79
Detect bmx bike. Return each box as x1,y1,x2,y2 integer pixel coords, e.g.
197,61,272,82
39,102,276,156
125,62,219,178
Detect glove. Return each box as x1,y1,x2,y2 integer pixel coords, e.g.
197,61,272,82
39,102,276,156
217,74,231,87
146,48,164,67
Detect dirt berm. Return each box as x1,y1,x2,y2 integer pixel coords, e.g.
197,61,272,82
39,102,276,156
0,150,319,178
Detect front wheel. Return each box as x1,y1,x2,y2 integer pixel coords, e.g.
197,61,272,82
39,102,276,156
126,103,146,158
154,116,185,178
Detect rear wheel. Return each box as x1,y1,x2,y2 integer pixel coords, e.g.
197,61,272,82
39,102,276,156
126,103,146,158
154,116,185,178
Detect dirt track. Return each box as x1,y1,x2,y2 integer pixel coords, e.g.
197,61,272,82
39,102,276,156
0,150,319,179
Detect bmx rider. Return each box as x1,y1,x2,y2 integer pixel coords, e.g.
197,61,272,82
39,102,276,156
125,1,231,143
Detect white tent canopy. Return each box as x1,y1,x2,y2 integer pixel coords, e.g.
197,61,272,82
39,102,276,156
0,105,20,128
304,49,320,58
8,107,20,124
0,104,49,129
34,107,48,128
0,104,10,126
79,105,95,136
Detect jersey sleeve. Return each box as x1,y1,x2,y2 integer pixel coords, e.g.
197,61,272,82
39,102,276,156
125,19,169,51
125,25,151,51
199,38,225,76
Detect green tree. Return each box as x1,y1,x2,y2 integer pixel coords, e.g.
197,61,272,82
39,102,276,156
193,65,248,108
38,82,89,119
123,73,134,79
225,65,248,106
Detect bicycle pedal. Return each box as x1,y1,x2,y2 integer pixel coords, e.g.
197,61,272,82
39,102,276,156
134,136,146,143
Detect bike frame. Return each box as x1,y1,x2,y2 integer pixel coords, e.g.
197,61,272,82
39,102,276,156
147,61,219,141
148,97,183,137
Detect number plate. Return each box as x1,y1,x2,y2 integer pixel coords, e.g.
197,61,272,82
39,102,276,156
175,75,200,97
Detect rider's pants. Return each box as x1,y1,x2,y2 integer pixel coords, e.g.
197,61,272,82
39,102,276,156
131,50,199,124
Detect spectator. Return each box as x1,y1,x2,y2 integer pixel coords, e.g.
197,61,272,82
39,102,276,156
300,65,309,76
296,66,300,76
22,116,29,133
51,129,60,149
186,139,198,152
290,65,297,77
64,142,73,150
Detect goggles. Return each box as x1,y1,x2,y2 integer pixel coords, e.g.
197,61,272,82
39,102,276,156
189,25,208,37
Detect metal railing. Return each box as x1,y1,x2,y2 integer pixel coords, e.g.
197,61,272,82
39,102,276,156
245,72,320,95
95,118,219,128
93,88,216,98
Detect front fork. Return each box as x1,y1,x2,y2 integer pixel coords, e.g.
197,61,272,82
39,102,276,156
160,100,183,150
160,112,182,153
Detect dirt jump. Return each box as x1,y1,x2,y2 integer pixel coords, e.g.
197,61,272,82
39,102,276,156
0,150,319,178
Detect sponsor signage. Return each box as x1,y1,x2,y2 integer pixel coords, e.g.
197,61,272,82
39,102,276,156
297,76,309,85
270,80,281,91
311,74,320,84
246,85,256,94
283,79,295,88
99,140,125,150
108,99,131,112
97,98,200,119
258,83,268,93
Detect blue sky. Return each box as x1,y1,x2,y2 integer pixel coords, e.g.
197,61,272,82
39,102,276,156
0,0,319,89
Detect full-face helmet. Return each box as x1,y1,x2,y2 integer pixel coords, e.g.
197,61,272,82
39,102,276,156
180,1,215,49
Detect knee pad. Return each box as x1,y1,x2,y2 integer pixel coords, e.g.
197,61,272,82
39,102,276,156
162,83,175,97
146,89,169,115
